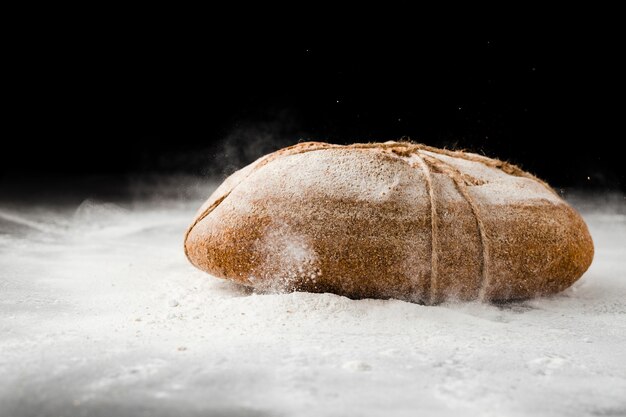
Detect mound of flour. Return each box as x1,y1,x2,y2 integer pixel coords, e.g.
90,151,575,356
0,185,624,417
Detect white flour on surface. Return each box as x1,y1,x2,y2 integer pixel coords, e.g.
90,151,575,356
0,187,625,417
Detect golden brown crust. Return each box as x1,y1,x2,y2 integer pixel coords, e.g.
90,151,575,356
184,141,594,304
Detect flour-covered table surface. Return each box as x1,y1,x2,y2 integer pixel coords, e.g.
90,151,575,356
1,182,624,417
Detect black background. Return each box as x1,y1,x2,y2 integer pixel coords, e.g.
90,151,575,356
3,27,623,191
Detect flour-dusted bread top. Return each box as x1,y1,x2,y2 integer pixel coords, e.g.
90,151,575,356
417,150,562,205
185,141,593,304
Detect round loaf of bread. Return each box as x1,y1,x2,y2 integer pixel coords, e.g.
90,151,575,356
184,141,594,304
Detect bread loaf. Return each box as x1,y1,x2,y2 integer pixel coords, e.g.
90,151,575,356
184,141,594,304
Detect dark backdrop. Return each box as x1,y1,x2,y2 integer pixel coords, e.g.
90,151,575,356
3,30,623,191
